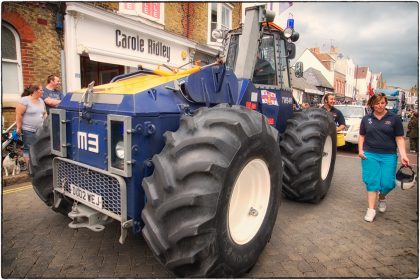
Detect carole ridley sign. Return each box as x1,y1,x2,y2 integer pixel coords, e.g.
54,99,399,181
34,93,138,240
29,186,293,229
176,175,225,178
115,29,171,62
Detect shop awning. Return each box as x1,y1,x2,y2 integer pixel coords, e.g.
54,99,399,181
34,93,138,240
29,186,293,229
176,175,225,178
81,46,184,70
84,47,157,69
305,88,323,95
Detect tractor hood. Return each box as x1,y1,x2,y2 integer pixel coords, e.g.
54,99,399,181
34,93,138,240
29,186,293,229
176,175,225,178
59,64,239,116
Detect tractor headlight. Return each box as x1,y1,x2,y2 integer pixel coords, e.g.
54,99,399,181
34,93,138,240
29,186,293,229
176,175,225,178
108,115,132,177
115,140,125,160
284,27,293,39
50,109,67,157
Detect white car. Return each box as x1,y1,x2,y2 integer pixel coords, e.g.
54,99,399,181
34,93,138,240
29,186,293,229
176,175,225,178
335,105,367,145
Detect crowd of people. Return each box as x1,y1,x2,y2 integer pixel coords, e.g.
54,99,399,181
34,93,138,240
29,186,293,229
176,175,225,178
15,75,63,166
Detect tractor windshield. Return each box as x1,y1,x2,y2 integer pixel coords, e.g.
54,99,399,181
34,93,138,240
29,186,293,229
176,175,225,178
225,34,239,71
252,35,277,85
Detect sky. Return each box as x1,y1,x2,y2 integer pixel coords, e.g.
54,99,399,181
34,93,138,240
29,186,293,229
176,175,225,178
272,2,419,89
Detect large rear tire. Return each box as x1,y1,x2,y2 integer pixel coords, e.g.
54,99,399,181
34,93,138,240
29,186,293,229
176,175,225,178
280,108,336,203
141,104,282,277
29,119,73,215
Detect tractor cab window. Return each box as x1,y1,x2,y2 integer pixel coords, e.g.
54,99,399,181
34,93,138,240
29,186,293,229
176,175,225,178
225,34,239,71
279,39,290,88
252,35,276,85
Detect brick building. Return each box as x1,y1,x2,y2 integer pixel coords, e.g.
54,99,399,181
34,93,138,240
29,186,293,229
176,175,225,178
1,2,241,128
2,2,64,128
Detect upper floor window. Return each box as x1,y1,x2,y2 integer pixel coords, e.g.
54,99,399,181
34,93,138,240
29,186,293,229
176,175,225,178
208,3,232,44
119,2,164,25
1,23,23,97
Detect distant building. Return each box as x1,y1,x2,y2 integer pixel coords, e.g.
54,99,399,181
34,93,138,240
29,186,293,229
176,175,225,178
331,49,356,102
290,75,323,106
302,67,334,106
372,72,384,89
295,48,335,89
355,66,372,102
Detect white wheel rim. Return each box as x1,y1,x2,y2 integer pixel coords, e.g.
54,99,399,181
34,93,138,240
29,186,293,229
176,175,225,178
321,135,333,180
228,158,271,245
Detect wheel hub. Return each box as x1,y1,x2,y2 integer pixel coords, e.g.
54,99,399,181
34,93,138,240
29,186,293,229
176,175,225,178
228,158,270,245
321,135,333,180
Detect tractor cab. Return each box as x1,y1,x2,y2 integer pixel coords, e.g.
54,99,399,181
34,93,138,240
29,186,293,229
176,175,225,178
221,5,301,90
215,5,303,133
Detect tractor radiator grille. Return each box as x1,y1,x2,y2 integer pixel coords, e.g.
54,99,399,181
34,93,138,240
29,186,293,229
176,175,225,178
53,158,127,222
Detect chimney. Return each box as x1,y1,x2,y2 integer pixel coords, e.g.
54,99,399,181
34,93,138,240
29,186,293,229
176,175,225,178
330,47,338,54
310,47,320,54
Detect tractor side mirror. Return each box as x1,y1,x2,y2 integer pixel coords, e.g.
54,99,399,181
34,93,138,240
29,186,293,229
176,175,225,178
295,62,303,78
286,42,296,59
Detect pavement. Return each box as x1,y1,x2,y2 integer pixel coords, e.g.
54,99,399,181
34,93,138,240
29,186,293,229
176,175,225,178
1,149,418,278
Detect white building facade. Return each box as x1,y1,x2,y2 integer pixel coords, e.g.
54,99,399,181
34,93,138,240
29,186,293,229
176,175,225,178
355,66,372,102
295,48,334,87
336,58,356,101
64,3,199,91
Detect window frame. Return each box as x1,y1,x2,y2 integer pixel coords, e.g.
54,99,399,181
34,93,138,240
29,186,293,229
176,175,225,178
1,22,23,99
118,2,165,26
207,3,233,45
252,34,278,86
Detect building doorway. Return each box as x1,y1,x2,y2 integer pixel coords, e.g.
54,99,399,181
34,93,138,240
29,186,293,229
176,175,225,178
80,56,125,88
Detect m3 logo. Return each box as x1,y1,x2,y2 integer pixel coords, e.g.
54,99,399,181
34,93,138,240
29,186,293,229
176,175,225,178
77,132,99,153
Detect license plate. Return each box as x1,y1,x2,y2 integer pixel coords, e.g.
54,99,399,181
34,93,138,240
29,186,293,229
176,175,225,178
69,184,103,209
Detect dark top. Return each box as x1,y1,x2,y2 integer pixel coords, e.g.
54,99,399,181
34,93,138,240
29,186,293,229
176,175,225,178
322,106,346,127
359,111,404,154
42,87,64,112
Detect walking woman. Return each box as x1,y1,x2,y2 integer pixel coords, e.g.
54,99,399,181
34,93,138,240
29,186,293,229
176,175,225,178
358,92,409,222
15,84,47,166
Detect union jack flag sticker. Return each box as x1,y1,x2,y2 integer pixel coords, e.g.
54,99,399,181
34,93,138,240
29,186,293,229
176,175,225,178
261,90,278,106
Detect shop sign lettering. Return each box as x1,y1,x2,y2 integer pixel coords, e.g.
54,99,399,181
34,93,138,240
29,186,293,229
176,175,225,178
115,29,171,62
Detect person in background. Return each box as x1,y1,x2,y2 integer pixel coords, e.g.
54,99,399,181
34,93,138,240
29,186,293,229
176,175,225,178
16,84,47,165
358,93,409,222
43,74,63,113
407,111,418,153
301,102,310,110
321,93,346,132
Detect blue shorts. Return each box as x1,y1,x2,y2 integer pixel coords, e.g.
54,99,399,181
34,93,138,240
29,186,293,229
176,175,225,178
22,130,37,157
361,151,398,195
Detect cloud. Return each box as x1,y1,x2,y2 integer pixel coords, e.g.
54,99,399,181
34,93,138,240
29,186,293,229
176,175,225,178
274,2,419,88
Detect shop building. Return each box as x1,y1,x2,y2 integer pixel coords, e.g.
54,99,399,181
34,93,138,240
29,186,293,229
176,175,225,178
2,2,64,128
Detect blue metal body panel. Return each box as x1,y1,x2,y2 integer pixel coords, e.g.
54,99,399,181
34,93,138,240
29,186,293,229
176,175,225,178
57,64,294,234
236,80,293,133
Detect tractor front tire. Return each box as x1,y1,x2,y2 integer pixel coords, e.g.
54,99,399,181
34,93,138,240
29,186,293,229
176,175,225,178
30,119,73,215
142,104,282,277
280,108,336,203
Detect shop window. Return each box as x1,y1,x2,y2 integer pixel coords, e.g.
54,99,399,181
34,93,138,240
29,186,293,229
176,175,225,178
208,3,232,44
118,2,165,25
1,23,23,97
80,56,125,88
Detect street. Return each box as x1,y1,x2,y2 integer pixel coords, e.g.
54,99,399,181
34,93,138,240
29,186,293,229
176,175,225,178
1,149,418,278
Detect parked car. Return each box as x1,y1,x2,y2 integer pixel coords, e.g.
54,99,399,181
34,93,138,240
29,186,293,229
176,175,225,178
335,105,367,147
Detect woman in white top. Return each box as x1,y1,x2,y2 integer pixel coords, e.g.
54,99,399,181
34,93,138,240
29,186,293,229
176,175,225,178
15,84,47,164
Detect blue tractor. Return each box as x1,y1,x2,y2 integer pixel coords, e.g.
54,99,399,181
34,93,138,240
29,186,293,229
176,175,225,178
30,5,336,277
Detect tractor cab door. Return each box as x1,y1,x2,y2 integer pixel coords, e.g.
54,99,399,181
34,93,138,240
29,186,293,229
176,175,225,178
249,31,294,133
252,32,290,89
